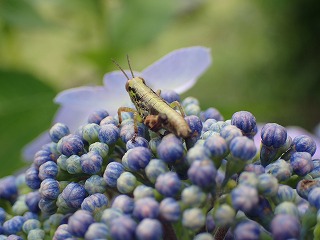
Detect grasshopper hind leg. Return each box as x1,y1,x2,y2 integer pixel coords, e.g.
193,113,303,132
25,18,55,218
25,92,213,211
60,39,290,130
169,101,187,117
144,113,168,133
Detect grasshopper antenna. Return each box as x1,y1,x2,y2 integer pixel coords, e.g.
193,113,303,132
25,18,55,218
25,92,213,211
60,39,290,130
126,55,135,78
111,59,130,80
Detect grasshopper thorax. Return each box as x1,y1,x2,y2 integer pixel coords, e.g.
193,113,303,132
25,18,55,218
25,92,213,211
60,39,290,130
125,77,146,92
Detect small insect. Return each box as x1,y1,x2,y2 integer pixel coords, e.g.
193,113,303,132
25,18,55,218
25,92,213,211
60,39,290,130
113,56,192,139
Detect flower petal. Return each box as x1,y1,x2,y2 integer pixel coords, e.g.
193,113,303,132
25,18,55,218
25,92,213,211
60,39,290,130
141,46,212,94
103,70,141,93
55,85,130,115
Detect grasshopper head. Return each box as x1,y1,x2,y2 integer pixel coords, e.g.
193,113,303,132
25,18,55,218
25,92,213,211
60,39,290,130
125,77,146,92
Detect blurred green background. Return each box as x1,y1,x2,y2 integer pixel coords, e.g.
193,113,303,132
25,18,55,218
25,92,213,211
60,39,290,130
1,0,319,177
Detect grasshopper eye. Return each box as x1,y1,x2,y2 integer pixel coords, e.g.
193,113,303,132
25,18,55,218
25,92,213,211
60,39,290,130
125,81,130,92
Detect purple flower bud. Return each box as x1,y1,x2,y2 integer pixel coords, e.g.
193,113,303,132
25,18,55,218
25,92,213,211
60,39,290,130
84,175,107,194
205,211,216,233
202,119,217,133
68,210,94,237
185,115,203,136
133,185,155,200
155,172,181,197
3,216,25,235
261,123,287,148
126,137,149,150
133,197,160,220
22,219,41,234
157,134,185,164
290,152,314,176
296,179,320,199
89,142,109,158
0,208,6,224
49,123,70,143
188,159,216,190
53,224,72,240
308,187,320,209
80,151,103,175
57,134,85,157
103,162,125,188
182,97,199,107
111,195,134,214
100,208,123,226
0,176,18,200
204,135,228,160
122,147,152,171
38,161,58,180
100,116,118,126
273,185,296,204
38,198,57,214
135,218,163,240
81,193,109,213
194,232,214,240
265,159,293,182
244,163,265,175
238,172,258,187
233,220,261,240
117,172,137,194
186,145,211,165
110,215,137,240
25,166,41,190
159,198,181,222
66,155,82,174
85,222,109,240
160,90,180,103
60,182,87,209
40,178,60,200
200,107,224,122
33,150,54,169
220,125,243,146
213,204,236,226
28,229,45,239
231,111,257,138
82,123,100,143
87,109,109,124
293,135,317,156
270,214,300,240
181,185,206,208
274,202,299,217
145,159,169,184
99,124,120,145
231,185,259,213
182,208,206,231
57,155,68,171
24,191,40,214
230,136,256,160
257,173,279,197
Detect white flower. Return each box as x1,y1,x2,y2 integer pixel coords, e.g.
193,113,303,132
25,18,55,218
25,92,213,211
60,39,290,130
23,46,212,160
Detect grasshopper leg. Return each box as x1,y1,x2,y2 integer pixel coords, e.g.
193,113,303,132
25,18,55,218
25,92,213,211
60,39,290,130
117,107,141,141
169,101,186,117
144,113,168,132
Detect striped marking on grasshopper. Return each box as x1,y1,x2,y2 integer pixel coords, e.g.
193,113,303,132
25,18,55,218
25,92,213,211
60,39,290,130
113,57,191,139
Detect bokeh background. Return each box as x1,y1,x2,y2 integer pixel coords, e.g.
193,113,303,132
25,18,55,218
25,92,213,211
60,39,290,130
1,0,319,177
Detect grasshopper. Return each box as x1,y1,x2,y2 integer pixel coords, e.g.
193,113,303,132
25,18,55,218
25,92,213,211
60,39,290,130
113,57,192,139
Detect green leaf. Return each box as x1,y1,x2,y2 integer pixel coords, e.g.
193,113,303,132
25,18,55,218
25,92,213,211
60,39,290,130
0,0,49,29
0,69,57,177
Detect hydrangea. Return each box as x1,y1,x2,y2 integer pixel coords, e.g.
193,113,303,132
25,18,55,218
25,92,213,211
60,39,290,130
1,47,320,240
